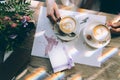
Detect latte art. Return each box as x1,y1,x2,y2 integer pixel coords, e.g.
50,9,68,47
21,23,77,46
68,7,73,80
61,22,74,32
84,22,111,48
93,25,109,41
59,17,76,34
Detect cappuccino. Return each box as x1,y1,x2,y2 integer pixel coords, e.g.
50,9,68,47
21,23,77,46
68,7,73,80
93,25,109,41
59,16,76,34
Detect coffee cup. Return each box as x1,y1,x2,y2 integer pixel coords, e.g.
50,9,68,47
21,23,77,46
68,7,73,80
59,16,77,34
86,22,110,42
93,24,110,41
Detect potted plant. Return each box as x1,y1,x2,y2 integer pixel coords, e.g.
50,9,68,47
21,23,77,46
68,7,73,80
0,0,35,63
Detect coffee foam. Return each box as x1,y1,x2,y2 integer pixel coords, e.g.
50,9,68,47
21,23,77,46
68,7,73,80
60,17,76,34
93,25,109,41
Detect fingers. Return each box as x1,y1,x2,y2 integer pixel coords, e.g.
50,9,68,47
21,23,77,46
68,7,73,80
110,20,120,33
47,9,59,24
51,10,57,22
46,2,60,23
47,8,57,24
111,27,120,33
107,16,120,33
111,15,120,24
111,21,120,28
47,15,56,24
54,3,60,19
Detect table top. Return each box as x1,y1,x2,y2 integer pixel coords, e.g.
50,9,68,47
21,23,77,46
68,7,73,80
17,1,120,80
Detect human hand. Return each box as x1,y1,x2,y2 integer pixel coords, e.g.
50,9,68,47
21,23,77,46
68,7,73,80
46,0,60,23
107,15,120,33
111,21,120,33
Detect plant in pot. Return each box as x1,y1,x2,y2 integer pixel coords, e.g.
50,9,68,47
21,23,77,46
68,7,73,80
0,0,35,63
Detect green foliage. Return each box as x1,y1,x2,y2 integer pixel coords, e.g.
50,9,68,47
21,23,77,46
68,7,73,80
0,0,34,52
0,0,33,17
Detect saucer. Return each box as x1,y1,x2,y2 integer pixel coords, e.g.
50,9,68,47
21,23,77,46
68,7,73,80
53,23,78,41
56,32,78,41
83,24,111,48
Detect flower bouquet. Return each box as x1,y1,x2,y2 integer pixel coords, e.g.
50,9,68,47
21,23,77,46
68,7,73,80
0,0,35,63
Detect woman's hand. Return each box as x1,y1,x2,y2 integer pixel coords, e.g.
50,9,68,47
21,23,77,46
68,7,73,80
107,15,120,33
111,21,120,33
46,0,60,23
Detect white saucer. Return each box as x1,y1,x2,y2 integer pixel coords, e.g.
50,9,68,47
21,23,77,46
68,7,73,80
83,24,111,48
53,23,78,41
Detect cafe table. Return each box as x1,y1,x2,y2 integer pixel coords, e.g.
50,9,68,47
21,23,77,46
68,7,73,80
17,1,120,80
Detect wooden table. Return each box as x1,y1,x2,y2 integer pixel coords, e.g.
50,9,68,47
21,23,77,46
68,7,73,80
17,1,120,80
